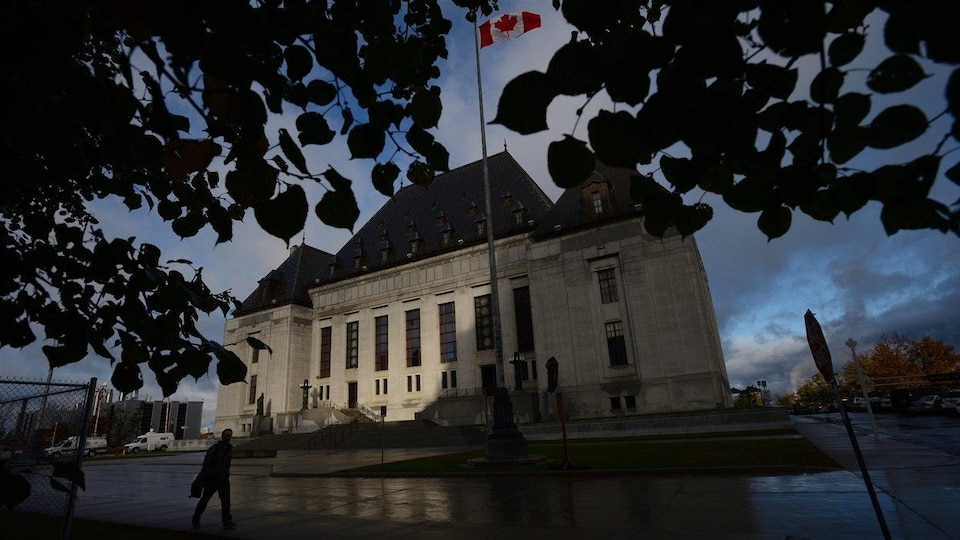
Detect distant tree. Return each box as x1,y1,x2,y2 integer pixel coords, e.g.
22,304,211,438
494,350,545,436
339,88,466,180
839,334,960,395
795,374,834,408
733,386,762,407
774,391,798,408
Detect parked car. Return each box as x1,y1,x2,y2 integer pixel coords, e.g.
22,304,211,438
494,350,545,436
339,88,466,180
908,394,942,413
941,390,960,413
879,396,892,410
44,436,108,459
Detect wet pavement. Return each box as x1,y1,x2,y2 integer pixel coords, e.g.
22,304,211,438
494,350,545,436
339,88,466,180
23,415,960,539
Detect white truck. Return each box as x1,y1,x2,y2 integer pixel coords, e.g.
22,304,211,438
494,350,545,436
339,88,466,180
44,436,108,459
123,431,174,453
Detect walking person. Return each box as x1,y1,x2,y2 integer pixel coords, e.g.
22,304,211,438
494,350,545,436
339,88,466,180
192,428,235,530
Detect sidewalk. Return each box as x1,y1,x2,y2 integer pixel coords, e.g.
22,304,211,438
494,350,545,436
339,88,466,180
57,418,960,539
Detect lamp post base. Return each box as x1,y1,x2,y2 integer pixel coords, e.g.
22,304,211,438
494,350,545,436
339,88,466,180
485,387,527,461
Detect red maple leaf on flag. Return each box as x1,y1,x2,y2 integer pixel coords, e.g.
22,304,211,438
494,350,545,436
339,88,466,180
494,14,518,33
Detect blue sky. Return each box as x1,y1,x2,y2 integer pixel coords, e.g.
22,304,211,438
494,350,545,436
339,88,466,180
2,1,958,430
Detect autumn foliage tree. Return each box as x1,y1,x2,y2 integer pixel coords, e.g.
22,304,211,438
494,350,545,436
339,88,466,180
838,334,960,396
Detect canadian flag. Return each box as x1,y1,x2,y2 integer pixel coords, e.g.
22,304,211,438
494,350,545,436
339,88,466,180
479,12,541,48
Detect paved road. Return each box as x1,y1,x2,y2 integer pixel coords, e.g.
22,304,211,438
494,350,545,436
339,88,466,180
13,416,960,539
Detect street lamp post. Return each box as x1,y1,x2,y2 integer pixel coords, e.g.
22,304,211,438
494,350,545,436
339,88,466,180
299,379,311,410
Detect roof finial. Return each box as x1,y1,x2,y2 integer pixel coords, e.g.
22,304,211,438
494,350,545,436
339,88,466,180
504,139,508,152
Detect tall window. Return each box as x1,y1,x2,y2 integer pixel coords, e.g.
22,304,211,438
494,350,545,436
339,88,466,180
474,295,493,351
251,347,260,364
375,315,389,371
248,375,257,405
592,191,603,215
513,287,535,351
605,320,628,366
406,309,421,367
346,321,359,369
319,327,331,378
439,302,457,362
598,268,619,304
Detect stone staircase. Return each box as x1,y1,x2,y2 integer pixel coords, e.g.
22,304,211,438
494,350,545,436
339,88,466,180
235,419,487,452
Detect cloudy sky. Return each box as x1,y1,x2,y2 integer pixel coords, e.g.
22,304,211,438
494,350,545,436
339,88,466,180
2,2,958,430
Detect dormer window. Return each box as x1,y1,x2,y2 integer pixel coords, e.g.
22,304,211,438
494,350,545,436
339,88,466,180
439,223,453,247
352,240,366,269
592,191,603,215
512,202,527,226
475,213,486,236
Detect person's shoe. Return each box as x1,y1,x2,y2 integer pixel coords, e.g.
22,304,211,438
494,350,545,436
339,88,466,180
223,522,236,530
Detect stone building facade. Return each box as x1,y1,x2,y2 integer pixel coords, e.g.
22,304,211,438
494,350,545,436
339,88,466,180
215,152,731,436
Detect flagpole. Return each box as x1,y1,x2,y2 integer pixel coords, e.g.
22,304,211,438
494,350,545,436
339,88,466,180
473,16,503,390
473,13,526,461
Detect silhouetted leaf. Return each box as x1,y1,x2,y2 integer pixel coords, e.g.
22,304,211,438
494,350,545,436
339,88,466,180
491,71,557,134
810,67,845,104
588,110,644,167
306,80,337,106
867,55,928,94
674,203,713,237
246,336,273,354
946,160,960,187
207,340,247,385
225,159,278,208
828,126,867,164
372,162,400,197
406,161,434,187
50,460,87,491
162,139,221,176
285,44,313,81
834,92,871,127
828,33,864,67
659,155,699,194
315,187,360,231
547,40,602,96
547,136,595,189
866,105,928,149
746,62,799,100
179,348,212,381
347,123,385,159
278,128,309,174
758,205,792,240
296,112,335,146
42,344,86,368
408,86,442,128
111,361,144,394
0,471,30,509
254,184,307,243
758,2,826,58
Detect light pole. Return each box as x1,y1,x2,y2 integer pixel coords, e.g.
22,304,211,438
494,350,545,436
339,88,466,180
846,338,879,441
299,379,311,410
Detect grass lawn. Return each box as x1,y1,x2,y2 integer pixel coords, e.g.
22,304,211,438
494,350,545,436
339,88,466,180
345,429,841,474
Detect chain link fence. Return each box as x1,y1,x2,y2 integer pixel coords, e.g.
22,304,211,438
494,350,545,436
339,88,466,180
1,377,96,539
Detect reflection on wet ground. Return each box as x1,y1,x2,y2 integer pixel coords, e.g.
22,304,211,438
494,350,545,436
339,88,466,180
60,416,960,539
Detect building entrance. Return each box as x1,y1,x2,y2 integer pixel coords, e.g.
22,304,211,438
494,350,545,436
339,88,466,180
347,382,357,408
481,365,497,397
